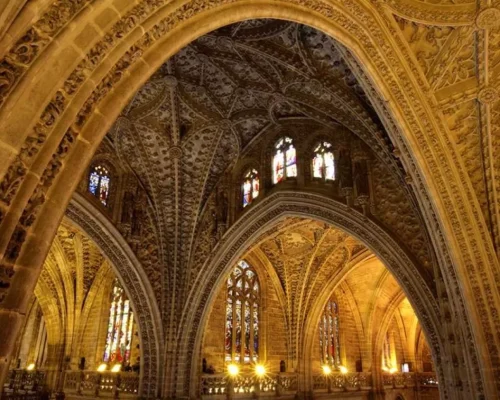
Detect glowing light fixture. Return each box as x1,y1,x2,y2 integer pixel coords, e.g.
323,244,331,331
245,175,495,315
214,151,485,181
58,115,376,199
111,364,122,373
339,365,348,374
255,364,266,377
26,364,35,371
322,365,332,375
97,363,107,372
227,363,240,377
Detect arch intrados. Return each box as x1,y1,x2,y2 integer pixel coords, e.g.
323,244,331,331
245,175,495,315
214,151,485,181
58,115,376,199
300,253,426,386
186,191,443,397
1,1,496,398
300,255,380,383
63,193,164,398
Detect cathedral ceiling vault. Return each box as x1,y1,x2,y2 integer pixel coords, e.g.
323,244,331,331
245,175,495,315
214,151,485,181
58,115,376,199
104,21,436,321
183,192,443,398
31,219,112,355
0,0,499,399
243,217,370,360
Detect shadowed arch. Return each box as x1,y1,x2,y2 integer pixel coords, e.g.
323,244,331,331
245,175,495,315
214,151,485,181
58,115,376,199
0,1,498,398
63,192,164,398
183,191,443,397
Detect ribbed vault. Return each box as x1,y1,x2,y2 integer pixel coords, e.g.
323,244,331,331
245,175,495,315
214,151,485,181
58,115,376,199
0,2,499,398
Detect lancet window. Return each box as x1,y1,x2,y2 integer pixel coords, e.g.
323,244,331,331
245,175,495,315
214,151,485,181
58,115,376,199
225,260,260,363
88,164,110,206
242,169,260,208
273,136,297,184
313,141,335,181
103,281,134,365
319,298,341,366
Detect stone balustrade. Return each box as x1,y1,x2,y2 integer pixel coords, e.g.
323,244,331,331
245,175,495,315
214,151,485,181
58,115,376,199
312,372,372,392
200,373,297,397
1,370,47,399
63,371,139,398
382,372,438,388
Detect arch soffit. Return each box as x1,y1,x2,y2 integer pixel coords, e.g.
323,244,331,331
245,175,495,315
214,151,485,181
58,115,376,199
73,263,114,358
301,258,374,377
301,254,415,376
0,0,497,397
64,192,164,398
338,280,366,343
245,251,288,315
185,191,443,396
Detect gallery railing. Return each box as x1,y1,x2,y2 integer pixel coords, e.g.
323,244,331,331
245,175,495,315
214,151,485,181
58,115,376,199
1,370,47,399
312,372,372,391
63,371,139,398
382,372,438,389
200,373,298,396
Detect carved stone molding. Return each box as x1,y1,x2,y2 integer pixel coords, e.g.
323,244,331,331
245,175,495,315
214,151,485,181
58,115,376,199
182,192,444,397
64,193,164,398
0,1,498,398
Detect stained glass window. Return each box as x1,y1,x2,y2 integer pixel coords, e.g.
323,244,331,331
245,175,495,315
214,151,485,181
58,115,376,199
313,142,335,181
273,137,297,184
319,298,341,366
225,260,260,363
89,165,110,206
103,281,134,365
242,169,260,208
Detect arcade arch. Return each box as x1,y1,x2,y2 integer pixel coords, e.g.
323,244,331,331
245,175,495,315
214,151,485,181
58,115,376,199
0,3,498,400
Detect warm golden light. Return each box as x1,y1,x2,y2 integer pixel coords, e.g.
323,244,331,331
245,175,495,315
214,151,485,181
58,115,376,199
111,364,122,373
339,365,348,374
26,364,35,371
97,363,107,372
227,363,240,377
389,367,397,374
322,365,332,375
255,364,266,377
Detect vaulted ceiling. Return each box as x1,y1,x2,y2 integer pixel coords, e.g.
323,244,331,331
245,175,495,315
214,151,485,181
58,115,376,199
247,218,368,335
95,20,438,322
238,216,417,360
34,219,113,348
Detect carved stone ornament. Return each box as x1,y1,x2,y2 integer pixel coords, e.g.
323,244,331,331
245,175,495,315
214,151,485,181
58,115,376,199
476,8,500,30
478,87,499,105
1,0,499,396
169,146,182,159
219,119,233,130
164,75,178,88
65,194,164,398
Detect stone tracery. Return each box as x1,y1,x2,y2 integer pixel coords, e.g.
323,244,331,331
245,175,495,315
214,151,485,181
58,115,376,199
0,2,499,399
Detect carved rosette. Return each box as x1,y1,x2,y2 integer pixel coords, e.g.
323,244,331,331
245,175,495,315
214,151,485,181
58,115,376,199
476,8,500,30
478,87,499,105
169,146,183,159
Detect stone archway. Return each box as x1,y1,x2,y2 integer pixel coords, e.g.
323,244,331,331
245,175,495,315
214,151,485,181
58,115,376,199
0,1,498,399
64,193,164,397
183,192,442,398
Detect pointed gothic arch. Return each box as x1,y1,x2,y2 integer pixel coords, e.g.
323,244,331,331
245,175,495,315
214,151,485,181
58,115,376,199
64,193,163,398
0,2,497,399
184,191,443,397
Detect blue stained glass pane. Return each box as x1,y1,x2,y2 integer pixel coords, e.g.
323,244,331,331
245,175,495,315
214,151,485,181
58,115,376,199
88,165,110,206
89,172,100,195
